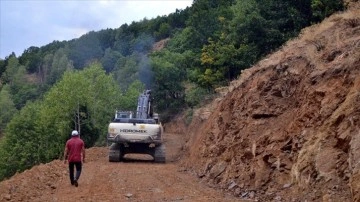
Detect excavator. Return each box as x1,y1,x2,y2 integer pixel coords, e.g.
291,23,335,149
107,90,165,163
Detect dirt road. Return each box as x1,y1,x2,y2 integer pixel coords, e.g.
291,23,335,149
0,133,239,202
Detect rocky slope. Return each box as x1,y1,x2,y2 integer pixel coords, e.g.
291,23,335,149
175,4,360,202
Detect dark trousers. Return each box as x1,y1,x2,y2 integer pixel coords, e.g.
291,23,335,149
69,161,82,184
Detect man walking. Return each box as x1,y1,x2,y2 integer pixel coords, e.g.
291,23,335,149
64,130,85,187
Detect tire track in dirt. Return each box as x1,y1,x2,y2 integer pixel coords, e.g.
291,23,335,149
52,157,239,201
0,133,243,201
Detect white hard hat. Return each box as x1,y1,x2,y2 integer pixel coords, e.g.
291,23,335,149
71,130,79,136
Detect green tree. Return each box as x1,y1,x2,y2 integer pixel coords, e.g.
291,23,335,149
40,53,54,85
47,48,74,85
10,65,39,109
114,24,134,56
167,27,200,53
154,22,171,40
0,62,124,181
311,0,344,22
185,84,209,107
69,31,104,69
0,59,6,79
1,56,40,109
231,0,264,51
132,33,154,53
0,101,43,180
113,54,140,91
40,62,121,147
118,80,145,111
18,46,41,73
112,51,154,91
185,0,234,50
167,8,190,30
101,48,122,73
97,28,116,50
1,56,20,84
150,49,186,117
199,35,240,88
0,85,17,135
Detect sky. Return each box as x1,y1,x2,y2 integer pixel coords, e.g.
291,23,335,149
0,0,193,59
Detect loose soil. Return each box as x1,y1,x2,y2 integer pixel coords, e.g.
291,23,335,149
0,133,240,202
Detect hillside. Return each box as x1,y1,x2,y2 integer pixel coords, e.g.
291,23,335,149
174,4,360,201
0,2,359,202
0,0,350,182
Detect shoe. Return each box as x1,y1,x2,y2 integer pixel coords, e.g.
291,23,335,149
71,181,74,185
74,179,78,187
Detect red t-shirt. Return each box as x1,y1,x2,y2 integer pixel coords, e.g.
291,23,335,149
66,136,84,162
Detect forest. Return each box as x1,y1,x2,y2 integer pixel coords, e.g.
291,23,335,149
0,0,345,180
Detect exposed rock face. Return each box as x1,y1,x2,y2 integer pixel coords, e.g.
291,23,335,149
180,5,360,201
